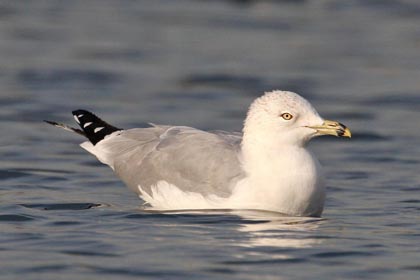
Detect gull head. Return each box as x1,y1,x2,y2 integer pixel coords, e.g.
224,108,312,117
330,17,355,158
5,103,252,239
243,90,351,147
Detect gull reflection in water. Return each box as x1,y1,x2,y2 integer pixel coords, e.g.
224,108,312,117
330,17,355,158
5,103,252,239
141,208,326,251
233,210,326,250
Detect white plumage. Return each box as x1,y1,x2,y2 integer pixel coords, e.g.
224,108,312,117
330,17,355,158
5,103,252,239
49,90,351,217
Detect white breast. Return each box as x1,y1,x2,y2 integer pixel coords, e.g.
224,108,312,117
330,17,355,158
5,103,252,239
228,147,325,216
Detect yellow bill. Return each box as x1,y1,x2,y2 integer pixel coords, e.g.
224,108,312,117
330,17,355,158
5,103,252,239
307,120,351,138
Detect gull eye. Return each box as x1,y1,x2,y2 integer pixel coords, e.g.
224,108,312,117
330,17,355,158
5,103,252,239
280,113,293,120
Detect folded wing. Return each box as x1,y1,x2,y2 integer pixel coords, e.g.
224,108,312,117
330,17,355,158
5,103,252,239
81,125,245,198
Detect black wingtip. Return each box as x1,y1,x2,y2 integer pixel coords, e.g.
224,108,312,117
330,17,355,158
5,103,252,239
44,120,86,136
44,120,58,125
72,109,122,145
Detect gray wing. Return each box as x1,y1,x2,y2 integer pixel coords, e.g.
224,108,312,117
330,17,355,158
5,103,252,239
94,125,245,198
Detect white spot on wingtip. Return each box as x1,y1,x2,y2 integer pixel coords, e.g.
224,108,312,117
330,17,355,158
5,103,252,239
84,122,93,128
94,127,104,133
73,115,80,124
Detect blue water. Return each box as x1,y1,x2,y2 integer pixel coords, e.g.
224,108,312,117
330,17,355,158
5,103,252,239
1,1,420,279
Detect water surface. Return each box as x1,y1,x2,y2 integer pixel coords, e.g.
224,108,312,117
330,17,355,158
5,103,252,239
1,1,420,279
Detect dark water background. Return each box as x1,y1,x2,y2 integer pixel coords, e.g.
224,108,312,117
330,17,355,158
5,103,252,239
1,1,420,279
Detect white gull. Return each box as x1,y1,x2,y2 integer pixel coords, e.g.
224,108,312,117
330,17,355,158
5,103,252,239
46,90,351,217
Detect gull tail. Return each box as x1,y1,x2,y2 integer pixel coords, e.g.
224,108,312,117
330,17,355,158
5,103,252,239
44,109,122,145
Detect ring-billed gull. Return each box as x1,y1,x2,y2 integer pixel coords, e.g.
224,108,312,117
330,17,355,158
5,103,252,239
46,90,351,217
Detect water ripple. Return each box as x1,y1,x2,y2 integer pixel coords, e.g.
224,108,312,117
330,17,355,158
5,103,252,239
20,203,102,211
0,214,35,222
